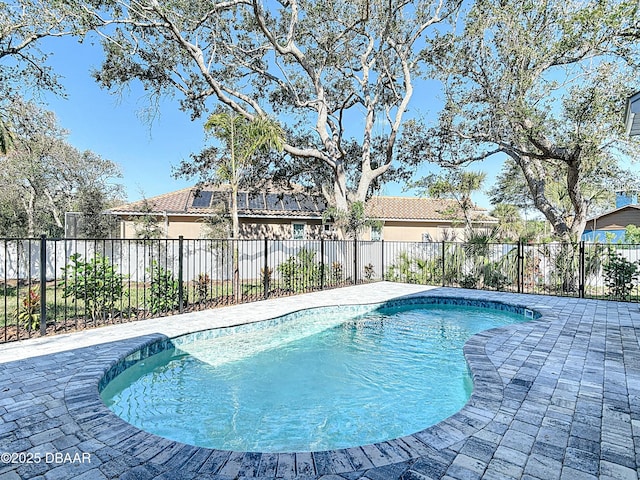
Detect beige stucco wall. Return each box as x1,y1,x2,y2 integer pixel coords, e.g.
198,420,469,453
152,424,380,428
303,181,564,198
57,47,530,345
238,218,325,239
118,215,325,239
371,221,465,242
118,215,496,241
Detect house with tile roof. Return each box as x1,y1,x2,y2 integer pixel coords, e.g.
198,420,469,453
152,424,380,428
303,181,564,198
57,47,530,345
108,186,497,241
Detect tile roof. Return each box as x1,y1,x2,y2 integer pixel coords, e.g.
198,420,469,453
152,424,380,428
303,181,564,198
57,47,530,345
109,186,328,218
109,187,496,223
365,196,496,223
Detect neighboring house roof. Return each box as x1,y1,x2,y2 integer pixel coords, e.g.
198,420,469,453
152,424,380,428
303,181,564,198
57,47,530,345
365,196,496,223
585,204,640,226
109,186,328,219
109,187,496,223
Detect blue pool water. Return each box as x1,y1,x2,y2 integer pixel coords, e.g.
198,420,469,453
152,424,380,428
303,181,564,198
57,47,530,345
101,304,525,452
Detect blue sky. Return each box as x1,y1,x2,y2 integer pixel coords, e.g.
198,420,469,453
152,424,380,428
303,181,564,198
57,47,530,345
37,36,504,209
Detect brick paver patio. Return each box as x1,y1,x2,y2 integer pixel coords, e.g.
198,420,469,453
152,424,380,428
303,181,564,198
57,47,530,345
0,282,638,479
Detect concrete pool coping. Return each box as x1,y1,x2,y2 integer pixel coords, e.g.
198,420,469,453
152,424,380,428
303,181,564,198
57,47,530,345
1,283,639,479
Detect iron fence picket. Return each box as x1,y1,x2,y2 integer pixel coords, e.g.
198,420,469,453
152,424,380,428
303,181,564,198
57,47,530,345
5,236,640,343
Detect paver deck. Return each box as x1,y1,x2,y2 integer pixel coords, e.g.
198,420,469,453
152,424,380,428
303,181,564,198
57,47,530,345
1,282,639,480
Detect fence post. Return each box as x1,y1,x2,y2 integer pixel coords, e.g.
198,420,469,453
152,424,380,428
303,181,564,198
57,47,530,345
517,241,523,294
441,241,446,287
39,235,47,336
320,237,325,290
579,241,585,299
353,238,358,285
381,239,385,281
263,238,269,299
178,236,184,313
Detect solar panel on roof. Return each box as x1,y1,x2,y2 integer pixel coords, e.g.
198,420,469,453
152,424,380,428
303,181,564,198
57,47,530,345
248,193,264,210
298,195,318,212
281,194,300,211
236,192,248,210
265,194,283,211
192,191,213,208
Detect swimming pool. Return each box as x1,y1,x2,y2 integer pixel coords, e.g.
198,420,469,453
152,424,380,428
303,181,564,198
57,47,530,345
100,299,531,453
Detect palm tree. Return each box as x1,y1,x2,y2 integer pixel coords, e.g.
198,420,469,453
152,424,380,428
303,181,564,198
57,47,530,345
490,203,522,241
204,111,285,238
204,110,284,301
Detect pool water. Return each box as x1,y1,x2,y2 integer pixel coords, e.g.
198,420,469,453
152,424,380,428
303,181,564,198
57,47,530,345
101,304,524,452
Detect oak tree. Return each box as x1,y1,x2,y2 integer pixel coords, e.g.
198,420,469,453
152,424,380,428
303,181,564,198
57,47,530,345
419,0,640,241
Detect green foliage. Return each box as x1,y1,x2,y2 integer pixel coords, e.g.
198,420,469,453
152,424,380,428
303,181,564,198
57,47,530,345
482,267,510,291
459,274,478,289
132,198,163,240
178,110,285,239
323,201,373,240
13,288,41,330
75,185,121,238
277,248,321,292
385,252,441,285
261,266,273,292
605,232,618,244
411,170,486,230
364,263,375,281
195,273,210,302
0,98,123,237
603,251,639,300
147,261,180,314
425,0,640,241
85,0,462,212
490,203,523,242
624,225,640,244
62,253,125,321
330,262,344,284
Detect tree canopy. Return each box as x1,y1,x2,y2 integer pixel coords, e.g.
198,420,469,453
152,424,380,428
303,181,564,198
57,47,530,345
0,98,124,237
0,0,84,153
177,109,285,238
67,0,462,212
415,0,640,241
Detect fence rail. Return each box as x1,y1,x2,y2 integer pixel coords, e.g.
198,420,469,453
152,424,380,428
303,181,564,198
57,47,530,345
2,236,639,344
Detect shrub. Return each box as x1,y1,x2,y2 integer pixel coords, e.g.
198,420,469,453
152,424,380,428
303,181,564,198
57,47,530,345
483,263,510,291
459,274,478,289
261,266,273,291
330,261,343,284
364,263,375,281
277,248,321,292
62,253,125,321
603,251,639,300
13,288,41,330
196,273,210,302
148,261,181,314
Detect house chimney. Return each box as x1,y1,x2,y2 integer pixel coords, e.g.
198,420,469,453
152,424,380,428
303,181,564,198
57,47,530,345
616,190,638,208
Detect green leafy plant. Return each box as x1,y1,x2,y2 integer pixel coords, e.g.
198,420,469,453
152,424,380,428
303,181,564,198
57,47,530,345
603,251,639,300
459,274,478,289
364,263,375,281
330,262,343,284
277,248,321,292
195,273,210,302
386,252,441,285
624,225,640,245
62,253,125,321
261,266,273,292
148,261,181,314
13,288,40,330
483,267,509,291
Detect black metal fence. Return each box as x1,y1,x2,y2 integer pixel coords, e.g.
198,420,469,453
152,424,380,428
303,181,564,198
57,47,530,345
2,236,639,343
